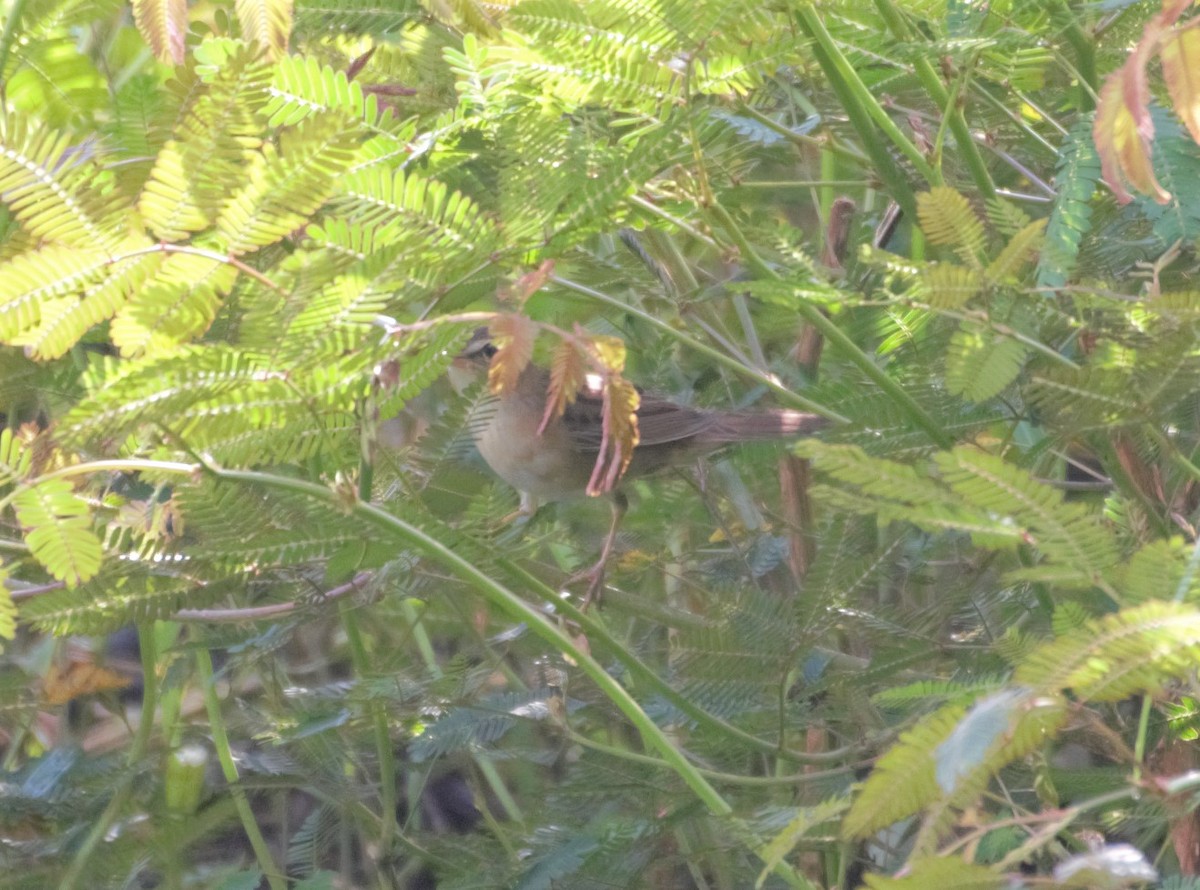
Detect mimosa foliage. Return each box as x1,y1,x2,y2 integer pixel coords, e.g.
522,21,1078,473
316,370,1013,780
2,1,1199,888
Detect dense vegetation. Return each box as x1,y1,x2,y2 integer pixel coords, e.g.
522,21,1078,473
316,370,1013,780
3,0,1200,887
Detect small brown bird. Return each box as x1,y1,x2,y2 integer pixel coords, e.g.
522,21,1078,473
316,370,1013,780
455,328,829,604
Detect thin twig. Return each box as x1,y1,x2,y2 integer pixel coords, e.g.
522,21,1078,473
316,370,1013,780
114,243,288,296
173,572,372,622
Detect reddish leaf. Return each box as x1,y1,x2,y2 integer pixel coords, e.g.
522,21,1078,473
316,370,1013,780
587,375,640,497
346,47,376,82
1094,14,1172,204
486,314,536,396
539,336,588,435
1162,22,1200,145
131,0,187,65
502,260,556,304
559,332,640,496
1162,0,1196,26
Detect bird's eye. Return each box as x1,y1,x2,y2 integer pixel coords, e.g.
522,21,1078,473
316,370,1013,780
480,343,498,359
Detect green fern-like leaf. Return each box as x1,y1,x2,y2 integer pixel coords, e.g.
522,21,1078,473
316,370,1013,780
0,245,114,344
264,55,389,129
1036,117,1099,290
984,218,1045,285
291,0,423,39
921,262,981,309
797,442,1023,549
1117,538,1200,604
499,7,682,111
207,414,359,467
928,688,1065,811
862,857,1006,889
1137,109,1200,245
286,804,339,876
304,218,403,262
179,480,394,568
0,427,34,484
14,250,164,360
934,448,1118,585
60,346,324,451
1027,366,1140,433
0,564,14,648
235,0,294,58
846,690,1065,843
3,1,119,128
842,702,965,838
110,252,239,357
671,589,798,719
12,478,103,587
216,113,359,254
409,689,554,761
944,323,1027,403
106,73,171,177
1050,601,1092,637
794,442,954,510
984,197,1031,237
871,677,1005,712
137,141,213,240
139,42,275,240
18,565,232,634
333,165,500,264
1015,601,1200,701
443,32,506,117
0,114,123,250
275,252,405,360
916,187,986,267
755,798,849,888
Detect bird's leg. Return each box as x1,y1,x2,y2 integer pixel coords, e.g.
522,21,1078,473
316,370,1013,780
571,490,628,610
499,490,540,527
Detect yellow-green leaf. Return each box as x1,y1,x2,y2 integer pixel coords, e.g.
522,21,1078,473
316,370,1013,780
13,479,103,588
236,0,294,59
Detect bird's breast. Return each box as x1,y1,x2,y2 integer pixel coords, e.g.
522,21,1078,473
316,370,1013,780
474,391,593,501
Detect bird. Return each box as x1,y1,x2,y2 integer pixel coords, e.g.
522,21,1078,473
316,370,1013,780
453,327,829,606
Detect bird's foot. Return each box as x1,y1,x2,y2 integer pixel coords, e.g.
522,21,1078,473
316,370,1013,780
566,559,608,611
498,507,532,526
497,491,541,528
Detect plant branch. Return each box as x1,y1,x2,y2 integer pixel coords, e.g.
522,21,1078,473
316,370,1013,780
792,5,930,218
871,0,997,200
190,462,737,819
196,647,286,890
114,244,287,295
705,203,952,447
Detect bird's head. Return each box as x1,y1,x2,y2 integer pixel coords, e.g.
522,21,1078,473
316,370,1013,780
449,327,497,392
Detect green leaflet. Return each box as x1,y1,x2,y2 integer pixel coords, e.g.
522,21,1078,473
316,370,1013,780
12,479,101,587
1037,117,1100,291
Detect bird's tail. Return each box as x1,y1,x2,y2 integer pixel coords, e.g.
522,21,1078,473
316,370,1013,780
699,409,829,444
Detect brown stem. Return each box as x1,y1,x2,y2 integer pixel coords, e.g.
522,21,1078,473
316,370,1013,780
782,197,857,580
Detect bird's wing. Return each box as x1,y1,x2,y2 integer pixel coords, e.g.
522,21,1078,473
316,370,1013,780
562,389,718,454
